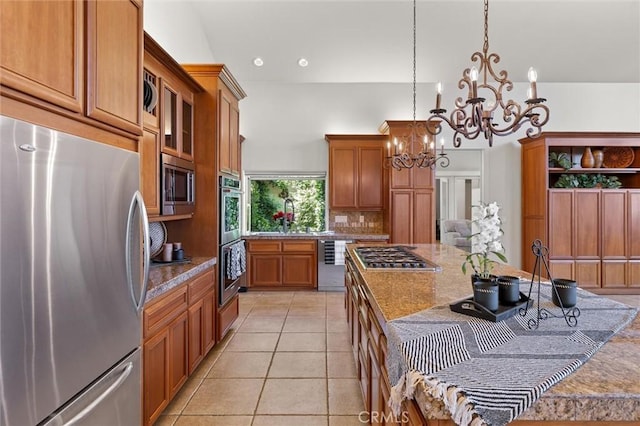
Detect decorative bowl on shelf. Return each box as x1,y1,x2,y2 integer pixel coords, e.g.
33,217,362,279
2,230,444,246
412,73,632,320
602,147,634,168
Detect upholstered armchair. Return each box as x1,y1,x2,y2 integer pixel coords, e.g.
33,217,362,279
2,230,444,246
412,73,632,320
441,219,472,252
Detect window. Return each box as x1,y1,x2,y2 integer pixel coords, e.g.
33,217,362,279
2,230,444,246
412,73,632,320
246,173,326,232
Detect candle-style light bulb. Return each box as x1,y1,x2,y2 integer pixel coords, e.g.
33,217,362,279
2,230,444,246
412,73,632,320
435,82,442,110
440,138,445,155
528,67,538,100
429,141,434,151
470,67,478,82
470,67,478,98
386,141,391,157
393,137,398,155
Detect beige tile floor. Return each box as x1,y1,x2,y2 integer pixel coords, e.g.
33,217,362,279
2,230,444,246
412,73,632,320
155,291,640,426
155,291,366,426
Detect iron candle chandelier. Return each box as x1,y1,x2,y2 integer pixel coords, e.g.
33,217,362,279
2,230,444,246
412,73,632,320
426,0,550,148
386,0,449,170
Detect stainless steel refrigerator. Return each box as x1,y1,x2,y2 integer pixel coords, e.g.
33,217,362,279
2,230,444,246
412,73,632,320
0,116,150,425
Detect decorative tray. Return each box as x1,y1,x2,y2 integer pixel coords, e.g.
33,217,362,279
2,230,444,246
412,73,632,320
450,292,532,322
602,146,634,168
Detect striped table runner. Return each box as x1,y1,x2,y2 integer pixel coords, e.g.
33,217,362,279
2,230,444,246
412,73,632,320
386,284,638,426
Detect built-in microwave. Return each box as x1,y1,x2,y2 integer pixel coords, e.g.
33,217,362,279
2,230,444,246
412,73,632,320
161,153,195,215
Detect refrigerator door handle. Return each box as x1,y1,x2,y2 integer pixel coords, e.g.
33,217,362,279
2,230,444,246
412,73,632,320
51,362,134,426
126,190,150,313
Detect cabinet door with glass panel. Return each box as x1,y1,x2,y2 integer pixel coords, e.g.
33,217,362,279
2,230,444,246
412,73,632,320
161,81,194,161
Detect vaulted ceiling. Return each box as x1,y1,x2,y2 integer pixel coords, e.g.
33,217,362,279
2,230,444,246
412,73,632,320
163,0,640,85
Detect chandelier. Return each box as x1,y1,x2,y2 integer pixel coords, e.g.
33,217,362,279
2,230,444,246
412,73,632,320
386,0,449,170
426,0,549,148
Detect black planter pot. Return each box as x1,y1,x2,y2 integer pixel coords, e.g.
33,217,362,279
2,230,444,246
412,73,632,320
470,274,497,287
473,280,499,312
497,275,521,305
552,278,577,308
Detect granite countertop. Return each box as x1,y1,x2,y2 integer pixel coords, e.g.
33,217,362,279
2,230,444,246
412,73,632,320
348,243,640,422
145,256,217,303
242,232,388,241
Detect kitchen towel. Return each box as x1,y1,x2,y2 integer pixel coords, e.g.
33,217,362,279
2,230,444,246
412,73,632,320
226,240,247,280
386,283,638,426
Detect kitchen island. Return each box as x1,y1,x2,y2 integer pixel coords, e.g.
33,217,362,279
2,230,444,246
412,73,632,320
345,243,640,424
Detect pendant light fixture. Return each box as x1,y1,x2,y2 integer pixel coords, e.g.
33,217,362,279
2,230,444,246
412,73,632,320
386,0,449,170
426,0,550,147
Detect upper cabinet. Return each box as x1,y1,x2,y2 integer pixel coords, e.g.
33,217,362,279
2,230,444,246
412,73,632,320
142,34,203,218
159,80,194,161
0,0,143,136
325,135,387,210
85,0,143,135
182,65,246,177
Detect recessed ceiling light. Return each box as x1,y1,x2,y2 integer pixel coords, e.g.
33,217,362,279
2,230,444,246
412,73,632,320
253,57,264,67
297,58,309,67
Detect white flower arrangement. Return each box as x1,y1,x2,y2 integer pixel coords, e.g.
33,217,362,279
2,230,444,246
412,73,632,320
461,201,508,279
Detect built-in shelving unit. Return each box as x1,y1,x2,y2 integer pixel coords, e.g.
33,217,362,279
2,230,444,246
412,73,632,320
520,132,640,294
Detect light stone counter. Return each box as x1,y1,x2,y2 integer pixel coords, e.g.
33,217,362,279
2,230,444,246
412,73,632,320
145,256,217,303
348,243,640,423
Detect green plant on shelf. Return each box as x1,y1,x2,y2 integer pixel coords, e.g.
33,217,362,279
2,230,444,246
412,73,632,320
548,152,573,170
554,173,622,189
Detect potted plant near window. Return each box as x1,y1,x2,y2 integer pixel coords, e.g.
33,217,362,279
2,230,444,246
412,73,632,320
461,201,508,311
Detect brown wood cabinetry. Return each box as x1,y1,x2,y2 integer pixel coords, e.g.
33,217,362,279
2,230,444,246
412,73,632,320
218,87,241,175
164,65,245,258
140,128,161,216
390,189,435,245
345,251,400,425
325,135,387,210
141,34,203,219
246,239,318,289
182,65,246,177
143,284,188,425
86,0,143,135
1,0,143,136
380,121,437,244
218,293,239,341
143,268,216,426
520,132,640,294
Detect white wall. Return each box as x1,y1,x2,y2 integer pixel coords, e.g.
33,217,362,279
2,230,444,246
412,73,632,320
143,0,216,63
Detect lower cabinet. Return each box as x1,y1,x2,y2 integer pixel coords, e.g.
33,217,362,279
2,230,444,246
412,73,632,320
218,293,239,342
246,239,317,289
547,189,640,291
346,252,410,425
143,268,216,426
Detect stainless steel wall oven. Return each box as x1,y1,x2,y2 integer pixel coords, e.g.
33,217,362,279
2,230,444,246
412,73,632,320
219,175,244,306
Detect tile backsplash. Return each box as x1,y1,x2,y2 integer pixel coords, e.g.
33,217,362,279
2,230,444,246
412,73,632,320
329,210,384,234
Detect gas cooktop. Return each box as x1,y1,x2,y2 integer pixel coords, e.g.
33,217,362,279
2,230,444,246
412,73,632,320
354,246,441,271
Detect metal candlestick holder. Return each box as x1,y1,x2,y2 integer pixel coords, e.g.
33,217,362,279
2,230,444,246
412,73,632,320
519,239,580,329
